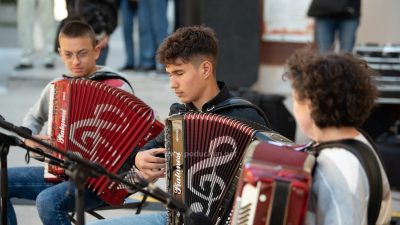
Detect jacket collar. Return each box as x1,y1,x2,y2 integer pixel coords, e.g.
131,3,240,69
185,81,233,112
62,66,118,79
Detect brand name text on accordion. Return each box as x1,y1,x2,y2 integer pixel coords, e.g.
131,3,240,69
173,152,182,195
57,108,67,144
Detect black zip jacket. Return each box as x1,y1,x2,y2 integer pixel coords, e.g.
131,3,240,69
140,81,269,152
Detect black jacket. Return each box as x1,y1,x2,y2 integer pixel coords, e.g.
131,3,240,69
308,0,361,19
140,81,269,151
66,0,119,35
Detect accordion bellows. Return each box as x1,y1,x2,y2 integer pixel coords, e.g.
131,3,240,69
48,79,164,205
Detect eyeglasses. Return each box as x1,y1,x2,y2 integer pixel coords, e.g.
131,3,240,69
60,49,90,61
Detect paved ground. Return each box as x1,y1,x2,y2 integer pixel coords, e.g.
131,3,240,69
0,23,399,224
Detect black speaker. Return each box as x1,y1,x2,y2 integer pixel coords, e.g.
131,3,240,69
175,0,260,89
233,89,297,141
361,104,400,140
375,133,400,190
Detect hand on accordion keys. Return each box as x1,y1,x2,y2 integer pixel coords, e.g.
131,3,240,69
135,148,166,181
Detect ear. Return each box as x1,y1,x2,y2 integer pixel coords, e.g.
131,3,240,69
201,60,213,79
58,48,61,54
93,45,101,60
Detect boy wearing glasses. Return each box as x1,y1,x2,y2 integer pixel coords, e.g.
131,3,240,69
5,21,133,225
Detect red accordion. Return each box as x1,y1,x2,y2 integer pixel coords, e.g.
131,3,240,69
230,135,315,225
47,79,164,205
165,112,292,225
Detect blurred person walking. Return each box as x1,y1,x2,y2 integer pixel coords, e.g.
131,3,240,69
15,0,56,70
119,0,139,71
308,0,361,53
137,0,168,71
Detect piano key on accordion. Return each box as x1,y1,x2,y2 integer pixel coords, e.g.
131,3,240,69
230,134,315,225
165,112,292,225
47,79,164,205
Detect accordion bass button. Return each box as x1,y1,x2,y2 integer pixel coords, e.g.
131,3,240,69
259,194,267,202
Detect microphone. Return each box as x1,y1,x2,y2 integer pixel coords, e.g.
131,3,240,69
63,151,107,179
132,172,187,212
186,210,213,225
18,126,32,136
0,116,32,139
169,103,186,115
0,133,24,146
133,173,213,225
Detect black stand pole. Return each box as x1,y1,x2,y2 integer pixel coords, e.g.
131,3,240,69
64,153,100,225
0,131,66,225
68,163,87,225
0,137,10,225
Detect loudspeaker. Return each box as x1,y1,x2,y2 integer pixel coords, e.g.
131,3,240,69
234,89,297,141
375,133,400,190
361,104,400,140
175,0,260,89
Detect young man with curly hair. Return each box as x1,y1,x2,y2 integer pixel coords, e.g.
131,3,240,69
284,47,392,225
88,25,269,225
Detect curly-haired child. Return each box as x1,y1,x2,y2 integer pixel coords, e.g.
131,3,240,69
284,46,392,225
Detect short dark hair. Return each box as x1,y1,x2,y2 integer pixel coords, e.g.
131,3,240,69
283,46,378,128
157,25,218,68
59,20,97,48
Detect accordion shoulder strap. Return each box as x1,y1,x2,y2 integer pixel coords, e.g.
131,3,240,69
210,97,271,128
89,72,134,93
315,139,383,225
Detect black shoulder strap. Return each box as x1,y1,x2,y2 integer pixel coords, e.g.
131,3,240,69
210,97,271,128
357,128,387,168
90,73,134,93
315,139,383,225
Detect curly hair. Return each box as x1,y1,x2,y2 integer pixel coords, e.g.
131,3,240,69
156,25,218,69
283,46,378,128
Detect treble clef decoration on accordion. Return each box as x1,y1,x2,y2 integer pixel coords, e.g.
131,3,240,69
46,79,164,205
187,134,239,216
165,112,292,225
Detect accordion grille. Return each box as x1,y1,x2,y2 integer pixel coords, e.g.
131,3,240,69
48,79,163,205
166,112,256,225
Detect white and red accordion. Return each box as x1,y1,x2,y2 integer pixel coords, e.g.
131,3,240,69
230,135,315,225
47,79,164,205
165,112,292,225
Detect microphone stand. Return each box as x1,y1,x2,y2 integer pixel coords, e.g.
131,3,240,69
0,130,67,225
0,118,106,225
0,118,192,225
133,175,196,225
0,132,12,225
64,153,98,225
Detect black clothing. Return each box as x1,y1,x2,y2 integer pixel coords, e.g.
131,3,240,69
55,0,119,52
66,0,119,35
140,81,269,152
308,0,361,19
80,0,119,35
